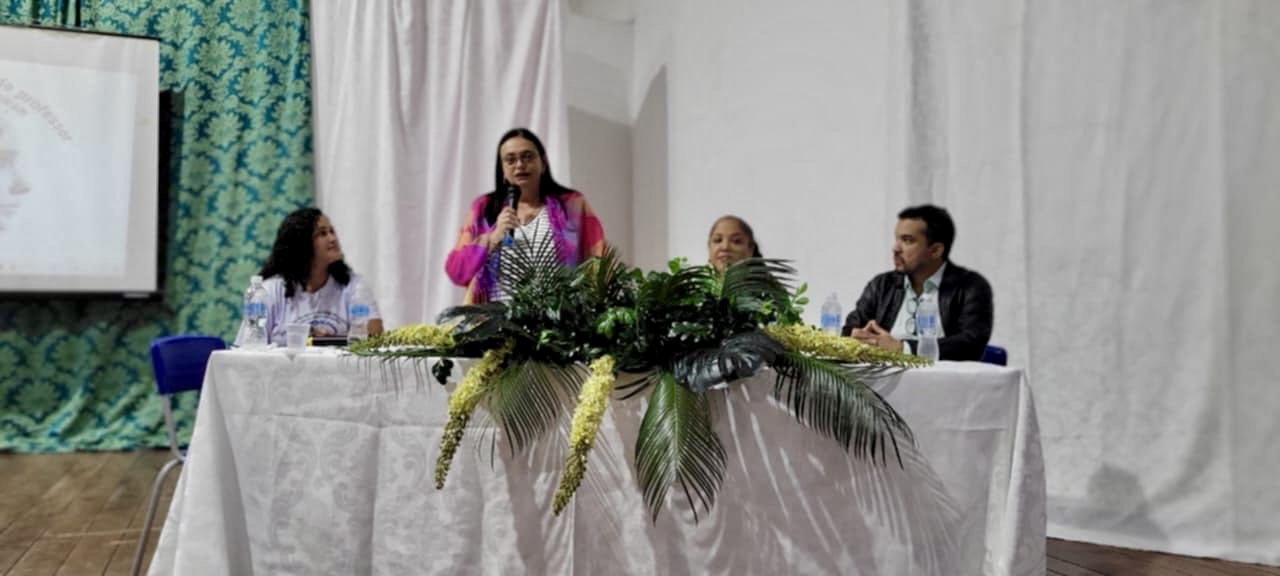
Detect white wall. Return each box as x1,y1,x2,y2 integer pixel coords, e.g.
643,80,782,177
632,0,899,325
563,5,634,261
623,0,1280,566
564,7,632,122
631,67,667,271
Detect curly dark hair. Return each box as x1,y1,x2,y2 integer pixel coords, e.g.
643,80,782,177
259,208,352,298
481,128,573,225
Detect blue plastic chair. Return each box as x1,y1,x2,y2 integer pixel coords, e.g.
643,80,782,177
981,345,1008,366
131,335,226,576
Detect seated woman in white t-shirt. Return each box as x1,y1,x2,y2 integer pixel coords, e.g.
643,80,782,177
234,208,384,346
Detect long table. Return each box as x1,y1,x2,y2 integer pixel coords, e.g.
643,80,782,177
148,349,1045,575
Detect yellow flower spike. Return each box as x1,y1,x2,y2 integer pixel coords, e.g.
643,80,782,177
389,323,456,349
348,323,456,354
763,324,930,367
552,355,617,515
434,341,513,489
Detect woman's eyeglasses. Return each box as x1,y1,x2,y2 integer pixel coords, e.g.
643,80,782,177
502,151,539,167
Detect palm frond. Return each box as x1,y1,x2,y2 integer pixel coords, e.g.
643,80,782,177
638,263,716,307
497,224,569,298
576,245,633,303
669,330,782,392
483,360,585,455
772,350,914,466
635,372,727,522
346,346,444,361
717,257,795,310
616,370,661,400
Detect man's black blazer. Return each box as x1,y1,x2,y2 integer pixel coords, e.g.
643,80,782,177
841,263,994,361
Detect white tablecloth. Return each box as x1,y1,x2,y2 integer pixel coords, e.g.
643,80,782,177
149,350,1044,575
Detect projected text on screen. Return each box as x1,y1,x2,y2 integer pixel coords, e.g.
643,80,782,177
0,25,159,294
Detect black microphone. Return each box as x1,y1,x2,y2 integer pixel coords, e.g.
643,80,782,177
504,185,520,246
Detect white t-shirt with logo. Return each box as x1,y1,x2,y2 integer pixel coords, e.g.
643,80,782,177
234,273,381,347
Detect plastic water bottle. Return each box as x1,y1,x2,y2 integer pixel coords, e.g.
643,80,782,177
915,292,940,362
347,282,372,344
241,275,268,349
820,292,842,334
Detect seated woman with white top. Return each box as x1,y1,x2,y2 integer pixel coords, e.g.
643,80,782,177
234,208,384,346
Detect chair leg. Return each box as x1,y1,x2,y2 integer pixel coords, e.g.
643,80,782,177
130,458,183,576
163,395,185,462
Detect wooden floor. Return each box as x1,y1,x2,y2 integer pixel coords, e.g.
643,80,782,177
1047,538,1280,576
1,451,1277,575
0,451,174,576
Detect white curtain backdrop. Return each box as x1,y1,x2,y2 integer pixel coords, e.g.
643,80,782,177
631,0,1279,565
894,0,1280,565
310,0,568,328
307,0,1280,566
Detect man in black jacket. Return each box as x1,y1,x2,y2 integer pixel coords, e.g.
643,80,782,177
843,204,993,361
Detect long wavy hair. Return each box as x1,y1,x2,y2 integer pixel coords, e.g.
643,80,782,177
481,128,572,225
260,208,352,298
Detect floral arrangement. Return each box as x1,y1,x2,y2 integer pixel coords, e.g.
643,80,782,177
349,238,928,521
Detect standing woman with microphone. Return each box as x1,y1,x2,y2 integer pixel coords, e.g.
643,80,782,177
445,128,607,303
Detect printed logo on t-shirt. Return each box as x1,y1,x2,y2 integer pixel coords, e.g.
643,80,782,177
297,310,347,337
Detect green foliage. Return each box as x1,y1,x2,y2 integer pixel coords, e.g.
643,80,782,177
773,352,914,465
439,234,636,365
484,360,584,455
603,257,804,377
359,245,918,523
635,372,726,522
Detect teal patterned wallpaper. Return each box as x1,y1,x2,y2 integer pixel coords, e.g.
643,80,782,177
0,0,314,452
